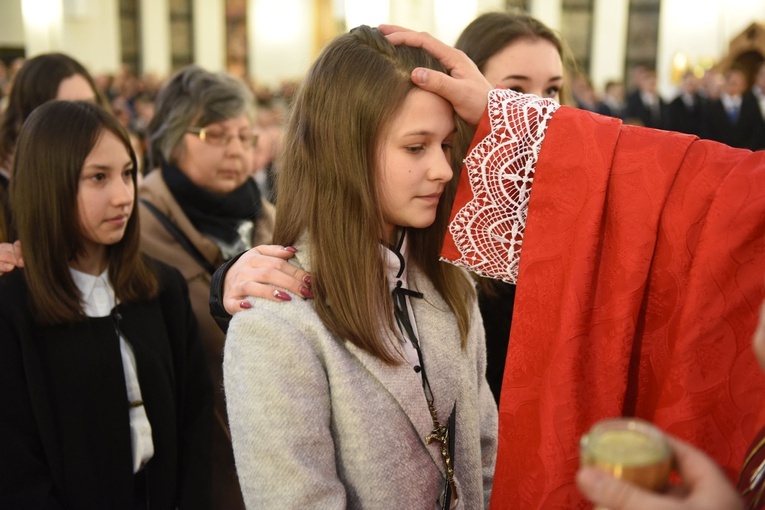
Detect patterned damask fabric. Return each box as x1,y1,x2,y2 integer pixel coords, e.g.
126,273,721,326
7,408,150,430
442,89,559,284
442,92,765,509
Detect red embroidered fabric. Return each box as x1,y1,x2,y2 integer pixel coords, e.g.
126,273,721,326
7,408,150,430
442,91,765,509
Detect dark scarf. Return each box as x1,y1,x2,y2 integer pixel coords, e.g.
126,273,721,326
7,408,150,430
161,162,263,246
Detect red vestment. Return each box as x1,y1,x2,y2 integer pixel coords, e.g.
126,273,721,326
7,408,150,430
442,90,765,509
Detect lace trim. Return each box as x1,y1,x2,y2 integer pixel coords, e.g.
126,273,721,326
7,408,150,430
442,89,559,284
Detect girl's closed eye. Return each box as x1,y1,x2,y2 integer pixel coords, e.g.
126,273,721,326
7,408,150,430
405,145,425,154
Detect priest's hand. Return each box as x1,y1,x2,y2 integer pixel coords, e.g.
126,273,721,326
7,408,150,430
576,435,744,510
379,25,492,126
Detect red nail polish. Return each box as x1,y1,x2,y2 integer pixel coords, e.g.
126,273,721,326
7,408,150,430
299,286,314,299
283,246,297,253
303,274,312,286
239,300,252,309
273,289,292,301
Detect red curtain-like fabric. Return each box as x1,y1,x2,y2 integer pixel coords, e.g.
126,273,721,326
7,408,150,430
443,105,765,509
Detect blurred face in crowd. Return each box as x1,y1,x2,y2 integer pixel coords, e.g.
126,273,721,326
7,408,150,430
482,37,563,101
725,70,748,97
176,113,256,195
681,73,700,95
639,71,658,95
605,82,625,101
56,73,97,102
756,64,765,91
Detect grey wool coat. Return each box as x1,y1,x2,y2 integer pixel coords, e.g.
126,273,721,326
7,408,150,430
223,242,498,510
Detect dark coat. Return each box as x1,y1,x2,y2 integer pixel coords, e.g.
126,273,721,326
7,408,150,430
624,89,669,129
667,93,706,136
0,260,212,510
702,91,765,151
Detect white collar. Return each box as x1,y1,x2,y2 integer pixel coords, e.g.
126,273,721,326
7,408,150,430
69,267,115,317
721,93,742,109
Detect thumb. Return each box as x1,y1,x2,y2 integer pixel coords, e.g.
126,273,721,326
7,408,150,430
13,239,24,267
410,67,486,126
412,68,449,96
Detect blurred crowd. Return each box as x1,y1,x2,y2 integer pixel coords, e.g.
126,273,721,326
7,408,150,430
569,62,765,151
3,51,763,200
0,57,293,203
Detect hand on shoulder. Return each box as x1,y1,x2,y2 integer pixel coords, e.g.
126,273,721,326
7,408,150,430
0,240,23,274
221,244,313,315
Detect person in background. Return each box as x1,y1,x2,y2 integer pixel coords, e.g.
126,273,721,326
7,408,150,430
139,65,275,510
752,61,765,122
624,67,668,128
598,79,627,119
249,104,285,203
700,68,725,101
577,297,765,510
703,66,765,150
0,52,105,243
570,72,603,113
0,57,25,110
451,11,570,402
454,11,570,104
667,70,705,136
381,24,765,509
223,25,497,509
0,100,211,509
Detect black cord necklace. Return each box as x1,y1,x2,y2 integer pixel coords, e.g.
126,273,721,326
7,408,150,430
388,232,457,507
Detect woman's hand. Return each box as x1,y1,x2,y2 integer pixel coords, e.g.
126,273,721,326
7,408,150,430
576,435,744,510
379,24,492,126
0,240,23,274
222,245,312,315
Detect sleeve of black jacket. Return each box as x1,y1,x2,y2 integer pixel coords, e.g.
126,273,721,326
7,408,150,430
208,252,244,334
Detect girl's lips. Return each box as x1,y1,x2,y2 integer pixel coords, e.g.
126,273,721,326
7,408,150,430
418,192,443,202
105,215,129,225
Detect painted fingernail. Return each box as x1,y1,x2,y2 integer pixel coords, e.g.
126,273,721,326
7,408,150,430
273,289,292,301
302,274,312,286
283,246,297,253
299,285,314,299
239,300,252,309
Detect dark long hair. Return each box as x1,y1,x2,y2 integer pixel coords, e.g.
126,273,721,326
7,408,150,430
0,53,106,170
10,101,157,325
455,12,575,105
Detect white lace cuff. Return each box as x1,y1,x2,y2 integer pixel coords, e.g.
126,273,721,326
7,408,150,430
442,89,559,284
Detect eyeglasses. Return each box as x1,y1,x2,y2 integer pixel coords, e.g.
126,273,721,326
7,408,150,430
186,127,259,148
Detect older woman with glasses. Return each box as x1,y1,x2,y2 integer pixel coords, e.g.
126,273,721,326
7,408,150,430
139,65,274,510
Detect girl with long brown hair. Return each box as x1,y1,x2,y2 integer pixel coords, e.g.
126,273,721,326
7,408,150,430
223,26,497,509
0,100,212,509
